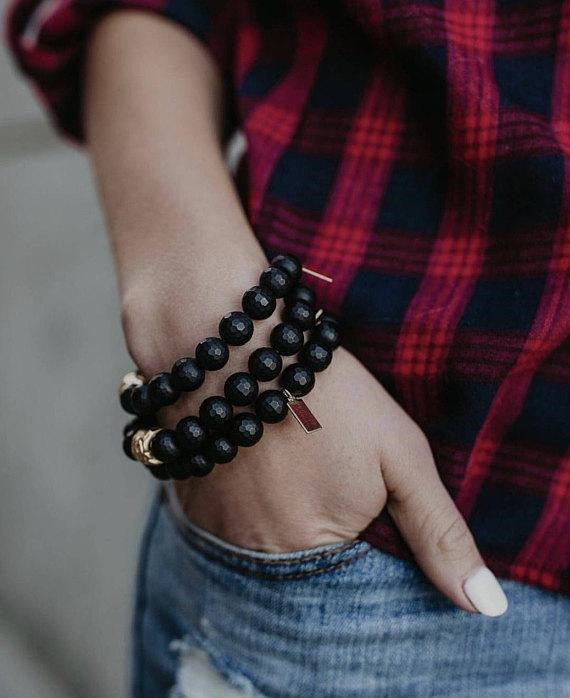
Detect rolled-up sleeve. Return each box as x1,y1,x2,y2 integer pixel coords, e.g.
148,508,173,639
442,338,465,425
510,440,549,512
5,0,231,141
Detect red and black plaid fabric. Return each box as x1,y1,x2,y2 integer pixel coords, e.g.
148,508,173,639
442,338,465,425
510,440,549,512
7,0,570,594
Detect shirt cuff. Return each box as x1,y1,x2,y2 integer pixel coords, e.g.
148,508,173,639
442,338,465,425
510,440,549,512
5,0,230,142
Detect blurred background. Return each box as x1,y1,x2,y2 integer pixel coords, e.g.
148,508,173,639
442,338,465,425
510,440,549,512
0,35,152,698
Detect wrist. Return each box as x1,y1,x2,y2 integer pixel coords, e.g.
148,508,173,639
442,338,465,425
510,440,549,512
118,236,273,377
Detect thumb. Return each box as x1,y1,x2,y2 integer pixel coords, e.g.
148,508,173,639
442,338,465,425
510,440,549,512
381,433,508,617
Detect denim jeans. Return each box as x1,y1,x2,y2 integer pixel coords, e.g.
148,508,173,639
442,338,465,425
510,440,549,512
132,487,570,697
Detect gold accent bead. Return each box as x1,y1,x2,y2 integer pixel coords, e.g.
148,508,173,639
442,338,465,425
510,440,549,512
118,371,145,397
131,428,163,466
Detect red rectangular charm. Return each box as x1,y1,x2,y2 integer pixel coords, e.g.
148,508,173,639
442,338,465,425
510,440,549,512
287,398,322,433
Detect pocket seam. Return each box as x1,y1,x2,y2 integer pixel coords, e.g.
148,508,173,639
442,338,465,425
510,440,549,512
163,494,371,579
175,525,371,580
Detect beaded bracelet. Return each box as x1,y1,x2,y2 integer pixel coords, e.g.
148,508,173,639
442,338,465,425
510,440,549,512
120,253,339,479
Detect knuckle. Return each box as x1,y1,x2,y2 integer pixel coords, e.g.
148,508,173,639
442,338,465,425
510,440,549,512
434,515,476,561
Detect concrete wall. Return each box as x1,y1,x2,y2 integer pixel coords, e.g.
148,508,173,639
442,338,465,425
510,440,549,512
0,37,152,698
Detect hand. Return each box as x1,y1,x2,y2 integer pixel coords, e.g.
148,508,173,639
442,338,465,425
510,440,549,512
122,278,508,616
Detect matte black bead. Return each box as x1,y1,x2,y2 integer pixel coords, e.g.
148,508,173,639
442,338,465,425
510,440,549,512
176,416,208,452
259,266,294,298
188,452,215,477
242,285,277,319
283,301,315,331
271,253,302,282
147,464,171,481
270,322,304,356
255,390,288,423
120,386,138,415
207,435,238,464
130,385,154,416
219,311,254,346
195,337,230,371
299,342,332,372
166,460,193,481
312,321,341,350
148,372,180,408
224,372,259,406
248,347,283,381
199,396,233,433
150,429,183,463
280,363,315,397
230,413,264,447
122,434,137,460
284,283,315,308
170,357,205,392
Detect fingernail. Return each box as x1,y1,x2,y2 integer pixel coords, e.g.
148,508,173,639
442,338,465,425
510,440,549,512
463,566,508,617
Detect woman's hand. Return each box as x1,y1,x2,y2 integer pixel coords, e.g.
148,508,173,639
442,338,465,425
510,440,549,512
122,274,508,617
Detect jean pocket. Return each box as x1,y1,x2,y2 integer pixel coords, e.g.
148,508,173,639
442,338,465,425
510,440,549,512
162,483,371,581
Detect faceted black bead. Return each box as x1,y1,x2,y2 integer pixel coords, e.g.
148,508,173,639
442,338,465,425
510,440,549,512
280,363,315,397
207,435,238,464
188,452,215,477
130,385,154,416
242,285,277,319
176,416,208,452
271,253,302,282
147,463,171,481
230,413,264,447
166,460,193,481
219,311,254,346
150,429,183,463
270,322,304,356
248,347,283,381
122,433,136,460
283,301,315,331
195,337,230,371
259,266,294,298
170,357,205,392
299,342,332,372
148,372,180,408
199,396,233,433
255,389,288,424
284,283,315,309
120,386,138,415
224,372,259,406
312,321,341,350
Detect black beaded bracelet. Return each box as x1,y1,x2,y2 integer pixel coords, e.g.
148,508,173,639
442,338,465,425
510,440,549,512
121,253,339,479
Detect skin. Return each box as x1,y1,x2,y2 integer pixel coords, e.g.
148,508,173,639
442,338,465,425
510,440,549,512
85,10,490,613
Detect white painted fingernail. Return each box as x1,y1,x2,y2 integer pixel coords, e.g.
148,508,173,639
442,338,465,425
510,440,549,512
463,566,508,617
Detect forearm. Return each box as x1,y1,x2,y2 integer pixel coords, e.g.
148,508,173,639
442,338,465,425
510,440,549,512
85,10,266,374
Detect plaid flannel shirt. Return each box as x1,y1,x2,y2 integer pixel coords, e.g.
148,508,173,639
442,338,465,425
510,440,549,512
7,0,570,594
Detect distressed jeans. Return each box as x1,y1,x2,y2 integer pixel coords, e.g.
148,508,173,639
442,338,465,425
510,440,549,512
132,487,570,697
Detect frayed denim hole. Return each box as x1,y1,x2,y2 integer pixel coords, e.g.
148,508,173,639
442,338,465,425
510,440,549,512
169,635,263,698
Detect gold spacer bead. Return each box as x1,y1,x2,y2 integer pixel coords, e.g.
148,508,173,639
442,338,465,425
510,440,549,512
118,370,145,397
131,428,163,466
